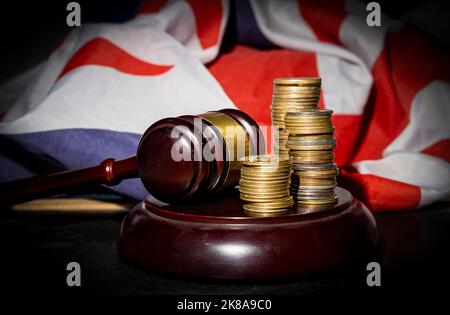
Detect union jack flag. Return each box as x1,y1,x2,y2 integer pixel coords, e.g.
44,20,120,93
0,0,449,212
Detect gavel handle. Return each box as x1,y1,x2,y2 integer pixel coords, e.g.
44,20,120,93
0,156,138,206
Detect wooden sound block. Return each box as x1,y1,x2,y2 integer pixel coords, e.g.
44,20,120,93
118,187,379,280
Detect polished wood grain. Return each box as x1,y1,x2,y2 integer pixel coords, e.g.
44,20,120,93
118,187,379,280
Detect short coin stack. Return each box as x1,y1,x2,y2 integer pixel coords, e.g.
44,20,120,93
271,78,321,159
285,110,339,206
239,155,293,214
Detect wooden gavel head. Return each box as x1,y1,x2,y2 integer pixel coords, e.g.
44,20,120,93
137,109,264,203
0,109,264,206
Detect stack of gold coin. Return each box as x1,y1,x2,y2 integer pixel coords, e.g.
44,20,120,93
239,155,293,214
270,78,321,159
285,110,339,206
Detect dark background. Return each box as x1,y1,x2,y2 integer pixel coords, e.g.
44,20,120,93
0,0,449,296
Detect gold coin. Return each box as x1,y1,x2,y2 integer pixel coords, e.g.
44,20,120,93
292,190,336,199
274,77,321,86
294,174,337,180
242,165,291,172
292,191,336,198
241,163,291,170
290,153,333,158
272,109,317,114
274,90,320,94
240,177,290,184
285,123,333,129
274,85,321,91
287,145,335,151
294,184,337,190
294,168,338,177
272,108,318,113
285,127,334,133
241,190,290,197
285,109,333,117
239,181,290,189
273,99,320,103
297,179,337,186
243,206,290,214
241,158,291,164
241,185,291,192
243,204,292,211
241,178,291,184
243,203,293,211
240,185,291,190
287,146,335,151
240,186,290,194
288,134,334,141
284,121,333,127
290,155,334,161
273,92,320,98
239,191,290,202
289,155,334,160
244,210,288,217
292,173,336,180
289,154,334,160
284,119,333,125
292,160,334,165
287,139,335,144
240,195,291,203
241,154,289,164
289,149,334,155
284,113,332,119
240,186,291,193
243,198,294,211
241,170,291,177
241,166,291,174
241,174,291,181
285,128,335,135
292,163,336,170
273,98,320,103
272,101,319,106
272,96,320,101
293,167,338,175
296,195,338,205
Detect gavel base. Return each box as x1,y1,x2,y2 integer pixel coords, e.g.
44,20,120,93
117,187,379,280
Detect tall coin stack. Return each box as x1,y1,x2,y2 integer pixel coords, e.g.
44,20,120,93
271,78,321,159
284,110,339,206
239,155,293,214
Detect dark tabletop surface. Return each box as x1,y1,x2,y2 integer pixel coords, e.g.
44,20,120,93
1,200,449,296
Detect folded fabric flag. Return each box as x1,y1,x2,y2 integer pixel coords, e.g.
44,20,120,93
0,0,449,213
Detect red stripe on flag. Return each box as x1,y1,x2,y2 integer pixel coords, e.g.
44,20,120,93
332,115,363,166
208,45,319,127
389,28,450,114
352,50,404,161
186,0,223,49
338,168,421,213
353,27,450,162
299,0,346,45
57,38,173,80
421,139,450,162
136,0,167,15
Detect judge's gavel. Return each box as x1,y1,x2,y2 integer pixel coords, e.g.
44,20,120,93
0,109,264,206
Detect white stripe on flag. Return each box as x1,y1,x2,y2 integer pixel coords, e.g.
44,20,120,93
353,152,450,207
384,80,450,155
